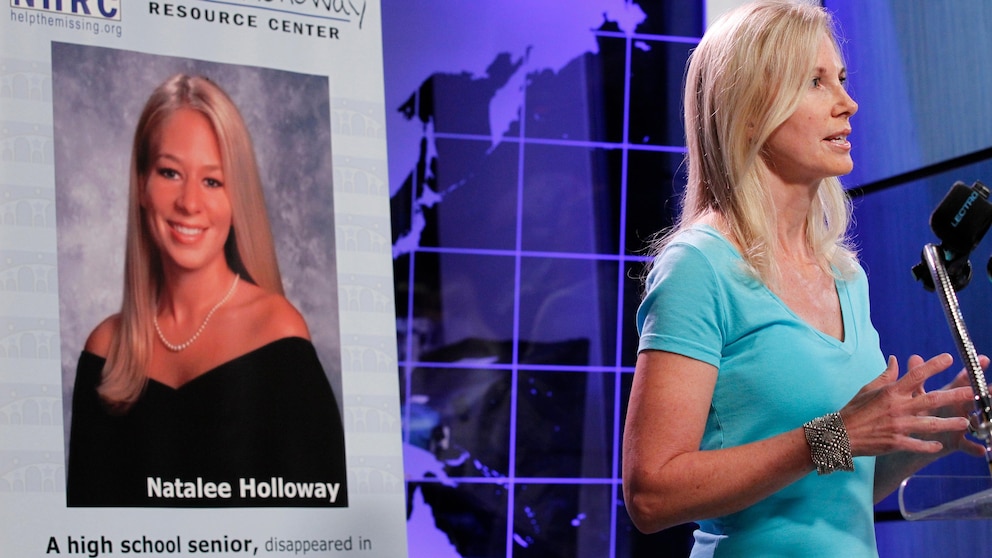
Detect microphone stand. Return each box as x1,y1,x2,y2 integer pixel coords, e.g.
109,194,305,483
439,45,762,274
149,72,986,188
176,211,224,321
922,243,992,476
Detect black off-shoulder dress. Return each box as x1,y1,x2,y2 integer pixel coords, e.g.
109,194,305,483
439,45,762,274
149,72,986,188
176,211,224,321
66,337,348,507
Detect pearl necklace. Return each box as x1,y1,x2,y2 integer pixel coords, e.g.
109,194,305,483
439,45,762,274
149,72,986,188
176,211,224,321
153,274,240,352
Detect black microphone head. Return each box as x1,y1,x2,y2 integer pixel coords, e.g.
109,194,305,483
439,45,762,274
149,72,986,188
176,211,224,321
930,180,992,257
913,249,973,291
947,255,973,291
911,260,935,291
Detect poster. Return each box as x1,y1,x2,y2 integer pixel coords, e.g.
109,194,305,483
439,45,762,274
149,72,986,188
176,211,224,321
2,0,406,555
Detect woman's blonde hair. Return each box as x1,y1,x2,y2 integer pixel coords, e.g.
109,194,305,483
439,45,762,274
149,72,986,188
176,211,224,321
99,74,283,410
654,0,856,284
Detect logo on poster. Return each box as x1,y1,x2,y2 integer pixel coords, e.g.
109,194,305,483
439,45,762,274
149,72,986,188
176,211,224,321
10,0,121,21
237,0,366,28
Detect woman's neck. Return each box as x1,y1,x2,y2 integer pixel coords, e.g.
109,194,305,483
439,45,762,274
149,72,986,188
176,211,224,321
770,179,819,258
158,264,238,321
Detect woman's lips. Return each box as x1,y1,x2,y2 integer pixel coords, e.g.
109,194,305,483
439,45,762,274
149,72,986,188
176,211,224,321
169,221,205,240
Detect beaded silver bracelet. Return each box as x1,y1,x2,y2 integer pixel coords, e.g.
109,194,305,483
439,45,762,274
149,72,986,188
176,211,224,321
803,412,855,475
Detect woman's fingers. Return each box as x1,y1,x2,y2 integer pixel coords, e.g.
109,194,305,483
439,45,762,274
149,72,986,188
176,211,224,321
909,386,976,415
842,354,978,457
944,355,989,390
905,413,970,436
906,354,925,370
895,353,952,396
859,355,899,393
907,354,927,397
959,437,991,458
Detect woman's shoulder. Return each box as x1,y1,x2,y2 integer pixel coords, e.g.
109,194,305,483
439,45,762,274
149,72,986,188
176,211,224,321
83,314,120,357
241,284,311,342
645,224,751,296
264,293,311,340
655,224,740,271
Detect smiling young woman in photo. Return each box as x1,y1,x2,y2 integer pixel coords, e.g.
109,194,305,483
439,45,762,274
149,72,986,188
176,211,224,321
66,74,348,507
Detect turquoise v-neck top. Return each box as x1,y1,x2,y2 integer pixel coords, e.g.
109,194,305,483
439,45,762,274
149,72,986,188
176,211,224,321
636,225,886,558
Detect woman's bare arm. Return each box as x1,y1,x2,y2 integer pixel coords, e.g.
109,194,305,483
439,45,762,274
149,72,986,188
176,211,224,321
622,351,976,533
622,350,814,533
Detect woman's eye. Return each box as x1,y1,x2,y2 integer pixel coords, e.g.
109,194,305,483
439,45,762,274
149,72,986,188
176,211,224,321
811,77,821,88
157,167,179,179
204,177,224,188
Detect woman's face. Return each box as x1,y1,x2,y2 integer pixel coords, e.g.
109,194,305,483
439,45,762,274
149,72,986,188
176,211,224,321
141,108,233,276
762,34,858,187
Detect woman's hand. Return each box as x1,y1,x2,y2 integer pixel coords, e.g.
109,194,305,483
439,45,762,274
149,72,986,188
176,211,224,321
839,354,979,458
908,353,990,458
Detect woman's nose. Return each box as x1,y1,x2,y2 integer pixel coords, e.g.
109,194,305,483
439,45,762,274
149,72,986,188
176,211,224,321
837,88,858,117
175,180,201,212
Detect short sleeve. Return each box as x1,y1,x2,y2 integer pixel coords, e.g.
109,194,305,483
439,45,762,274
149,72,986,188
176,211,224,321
635,242,725,367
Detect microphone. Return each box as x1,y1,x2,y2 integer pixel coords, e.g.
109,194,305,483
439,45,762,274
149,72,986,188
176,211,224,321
911,180,992,291
913,182,992,476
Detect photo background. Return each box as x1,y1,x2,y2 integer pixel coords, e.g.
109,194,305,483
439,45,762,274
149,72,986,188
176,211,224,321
51,44,342,452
